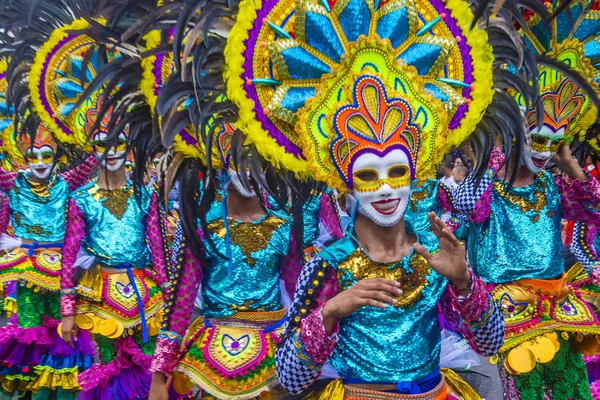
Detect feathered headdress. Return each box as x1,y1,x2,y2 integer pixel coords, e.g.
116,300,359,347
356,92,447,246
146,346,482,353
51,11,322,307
217,0,541,191
516,0,600,153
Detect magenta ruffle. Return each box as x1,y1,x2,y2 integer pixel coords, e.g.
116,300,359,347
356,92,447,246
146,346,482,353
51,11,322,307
586,354,600,386
591,380,600,400
78,336,152,400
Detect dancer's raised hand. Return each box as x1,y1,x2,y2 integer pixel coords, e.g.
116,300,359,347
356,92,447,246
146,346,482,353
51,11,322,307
413,212,471,293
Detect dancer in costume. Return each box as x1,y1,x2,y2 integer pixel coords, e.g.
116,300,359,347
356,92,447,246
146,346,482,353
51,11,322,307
452,1,600,398
0,60,96,398
23,13,168,399
206,0,544,395
91,16,344,398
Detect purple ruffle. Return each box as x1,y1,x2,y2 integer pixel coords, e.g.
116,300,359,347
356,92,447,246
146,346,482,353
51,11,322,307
78,336,152,400
586,354,600,384
0,320,54,366
48,324,95,358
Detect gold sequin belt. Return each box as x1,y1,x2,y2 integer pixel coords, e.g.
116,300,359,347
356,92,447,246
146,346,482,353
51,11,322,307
344,376,448,400
205,308,287,330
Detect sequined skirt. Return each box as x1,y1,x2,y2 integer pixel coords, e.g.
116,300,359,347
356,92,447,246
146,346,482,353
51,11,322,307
173,308,287,400
0,247,62,291
491,272,600,375
73,265,163,339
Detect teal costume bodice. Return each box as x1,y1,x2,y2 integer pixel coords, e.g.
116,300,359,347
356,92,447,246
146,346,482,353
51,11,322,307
71,179,152,268
10,173,70,242
406,179,443,232
201,204,292,318
301,193,323,249
317,228,447,383
470,171,564,284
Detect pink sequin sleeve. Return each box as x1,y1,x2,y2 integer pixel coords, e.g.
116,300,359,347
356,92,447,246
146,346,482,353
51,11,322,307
280,193,343,298
0,168,16,193
60,199,86,316
556,172,600,223
319,193,343,241
145,193,168,287
440,271,504,356
60,155,97,191
0,194,10,235
150,225,203,375
299,304,339,365
276,257,340,394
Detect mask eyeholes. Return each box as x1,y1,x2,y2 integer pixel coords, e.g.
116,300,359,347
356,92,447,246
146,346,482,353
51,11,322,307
354,169,378,182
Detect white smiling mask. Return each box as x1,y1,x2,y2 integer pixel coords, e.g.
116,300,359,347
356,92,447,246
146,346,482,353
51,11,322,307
351,149,413,227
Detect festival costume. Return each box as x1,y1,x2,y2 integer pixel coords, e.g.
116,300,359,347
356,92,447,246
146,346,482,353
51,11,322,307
451,1,600,398
133,16,345,397
0,58,96,398
23,16,169,400
182,0,542,395
454,149,600,400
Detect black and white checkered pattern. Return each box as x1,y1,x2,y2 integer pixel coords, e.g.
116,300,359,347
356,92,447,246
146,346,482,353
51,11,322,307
570,221,600,272
286,256,327,332
276,332,322,394
277,256,329,394
470,298,505,356
452,169,493,221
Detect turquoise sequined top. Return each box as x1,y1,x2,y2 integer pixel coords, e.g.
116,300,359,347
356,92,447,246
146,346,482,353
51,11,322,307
71,179,152,268
317,227,447,382
470,171,564,283
406,179,443,232
9,173,69,242
201,203,292,318
301,193,323,249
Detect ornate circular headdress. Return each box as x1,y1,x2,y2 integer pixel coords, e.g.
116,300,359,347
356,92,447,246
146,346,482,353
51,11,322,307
141,26,236,170
516,0,600,145
225,0,495,192
29,17,123,151
0,59,18,171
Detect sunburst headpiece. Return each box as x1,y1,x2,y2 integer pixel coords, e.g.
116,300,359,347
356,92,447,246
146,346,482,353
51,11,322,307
225,0,495,192
516,0,600,144
142,27,235,170
29,17,125,152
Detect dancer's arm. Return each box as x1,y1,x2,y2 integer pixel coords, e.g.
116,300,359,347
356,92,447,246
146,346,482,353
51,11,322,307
0,168,16,193
452,147,505,224
280,193,343,298
59,199,86,346
145,193,168,287
150,222,202,377
570,221,600,277
0,194,9,235
440,271,505,356
276,257,340,395
60,155,97,191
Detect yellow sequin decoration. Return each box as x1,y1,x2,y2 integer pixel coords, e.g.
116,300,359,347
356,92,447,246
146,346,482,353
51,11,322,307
208,215,286,267
493,173,547,215
89,184,134,220
337,249,431,308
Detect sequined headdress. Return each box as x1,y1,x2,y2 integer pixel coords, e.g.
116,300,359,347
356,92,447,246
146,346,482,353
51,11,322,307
141,26,237,172
516,0,600,147
0,59,18,171
220,0,536,192
28,17,123,152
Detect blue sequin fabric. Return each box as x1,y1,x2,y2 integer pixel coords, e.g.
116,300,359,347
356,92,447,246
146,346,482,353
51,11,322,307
318,228,448,383
201,204,292,318
470,171,564,283
10,173,70,242
406,179,443,232
71,179,152,268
